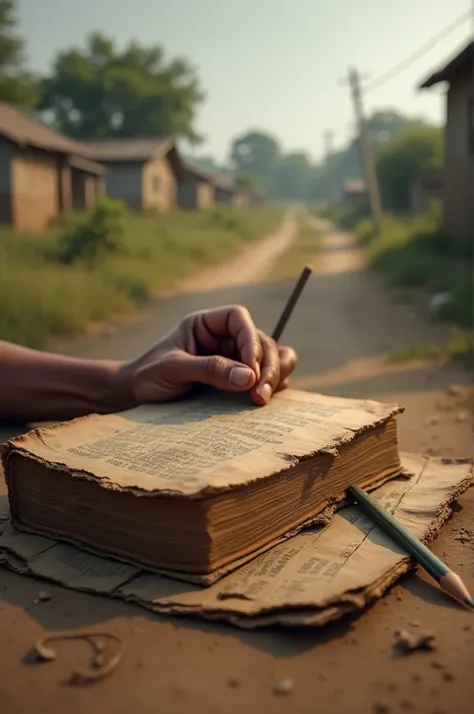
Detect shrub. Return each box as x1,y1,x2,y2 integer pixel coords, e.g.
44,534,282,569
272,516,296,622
56,199,127,266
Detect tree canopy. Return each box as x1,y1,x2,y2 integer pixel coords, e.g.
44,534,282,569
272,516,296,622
375,125,443,212
230,131,281,196
0,0,39,107
37,32,204,142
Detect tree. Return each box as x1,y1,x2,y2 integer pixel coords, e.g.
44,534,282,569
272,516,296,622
376,126,443,212
0,0,39,107
230,131,281,197
319,109,438,201
37,32,204,142
276,152,313,202
234,173,259,191
184,154,226,175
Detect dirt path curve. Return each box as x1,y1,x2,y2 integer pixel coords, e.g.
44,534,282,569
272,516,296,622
165,211,299,294
1,217,473,714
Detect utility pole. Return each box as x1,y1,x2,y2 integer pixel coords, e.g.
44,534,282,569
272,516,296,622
343,67,384,236
323,130,335,207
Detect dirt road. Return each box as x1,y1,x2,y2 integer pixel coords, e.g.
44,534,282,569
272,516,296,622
1,220,473,714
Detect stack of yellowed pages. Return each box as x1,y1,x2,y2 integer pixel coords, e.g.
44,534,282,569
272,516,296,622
2,390,404,583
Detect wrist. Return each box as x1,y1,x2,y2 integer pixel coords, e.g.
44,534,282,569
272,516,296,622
103,360,138,413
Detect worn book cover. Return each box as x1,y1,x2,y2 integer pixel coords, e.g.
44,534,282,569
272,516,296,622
2,389,404,581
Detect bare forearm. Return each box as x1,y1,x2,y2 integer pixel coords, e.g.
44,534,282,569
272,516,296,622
0,341,135,423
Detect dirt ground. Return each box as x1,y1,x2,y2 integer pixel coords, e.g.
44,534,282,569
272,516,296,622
1,219,473,714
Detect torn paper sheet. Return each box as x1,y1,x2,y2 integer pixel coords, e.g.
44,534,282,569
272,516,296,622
0,454,471,629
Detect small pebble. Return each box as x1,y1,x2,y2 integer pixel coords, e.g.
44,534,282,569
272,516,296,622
410,620,421,628
430,660,445,670
424,415,438,427
374,700,390,713
455,411,468,423
394,628,437,653
228,677,241,688
441,671,455,683
274,678,294,695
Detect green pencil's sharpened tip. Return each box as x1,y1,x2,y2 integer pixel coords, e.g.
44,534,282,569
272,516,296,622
466,597,474,610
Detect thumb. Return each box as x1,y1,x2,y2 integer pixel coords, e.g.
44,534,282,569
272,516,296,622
172,353,256,392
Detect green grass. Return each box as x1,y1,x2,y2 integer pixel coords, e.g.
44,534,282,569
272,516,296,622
349,207,473,329
388,328,474,369
0,206,283,348
269,219,320,280
318,202,473,369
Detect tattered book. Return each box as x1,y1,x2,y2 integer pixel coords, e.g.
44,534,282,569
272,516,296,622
2,389,403,582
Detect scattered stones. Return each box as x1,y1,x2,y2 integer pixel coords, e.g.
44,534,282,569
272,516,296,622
394,628,437,654
33,590,51,605
453,528,473,544
274,678,294,695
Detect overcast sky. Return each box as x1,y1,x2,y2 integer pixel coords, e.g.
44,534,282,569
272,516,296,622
17,0,473,162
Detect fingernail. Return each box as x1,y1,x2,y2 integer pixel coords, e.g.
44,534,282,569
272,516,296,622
257,383,272,402
229,366,253,388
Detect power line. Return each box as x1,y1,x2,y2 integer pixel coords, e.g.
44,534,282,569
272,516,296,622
364,10,472,94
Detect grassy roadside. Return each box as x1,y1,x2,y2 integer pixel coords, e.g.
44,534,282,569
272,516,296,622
317,204,473,367
269,213,320,279
0,205,283,348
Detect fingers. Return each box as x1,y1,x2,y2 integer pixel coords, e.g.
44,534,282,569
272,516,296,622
278,345,298,382
179,307,298,405
250,334,280,406
250,341,297,405
165,351,256,393
187,306,262,378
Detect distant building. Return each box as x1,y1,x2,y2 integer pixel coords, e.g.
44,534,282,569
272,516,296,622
0,102,105,232
214,176,237,207
343,179,368,206
410,171,444,214
178,163,215,210
419,41,474,241
83,138,185,212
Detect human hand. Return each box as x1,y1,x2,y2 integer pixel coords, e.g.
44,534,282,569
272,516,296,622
121,305,297,407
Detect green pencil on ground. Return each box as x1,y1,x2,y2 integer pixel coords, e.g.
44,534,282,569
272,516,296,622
348,484,474,610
